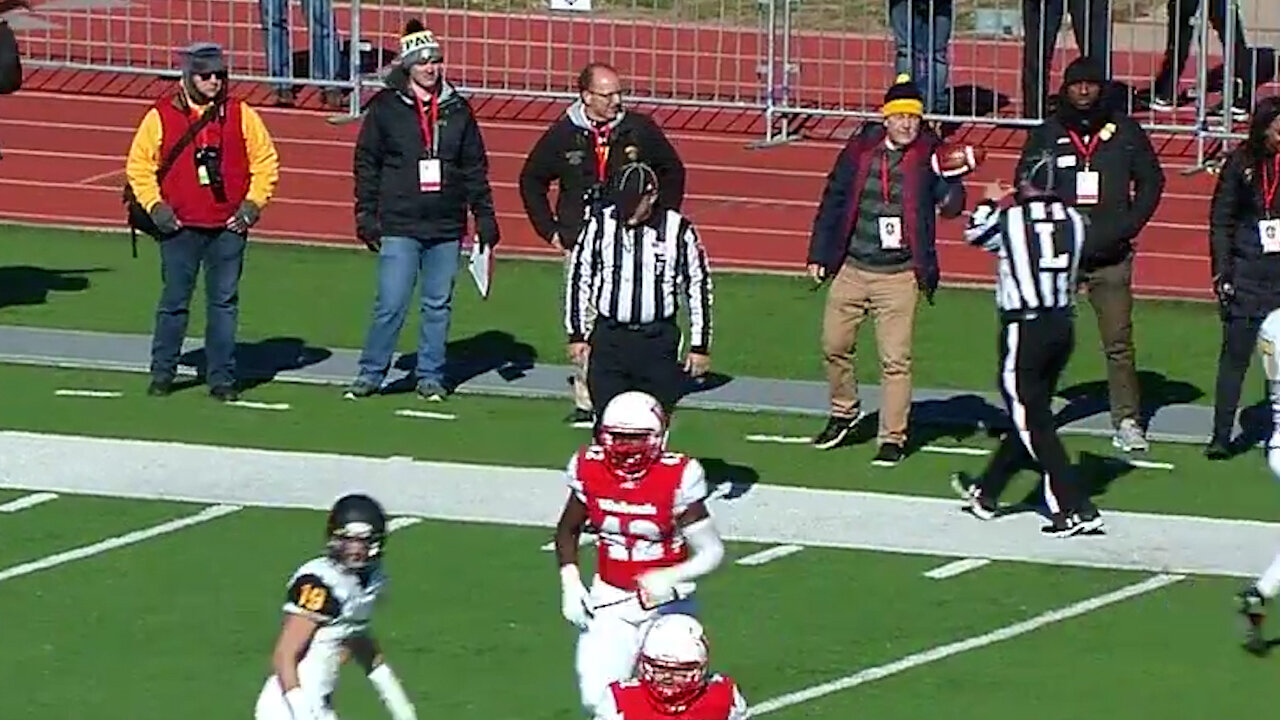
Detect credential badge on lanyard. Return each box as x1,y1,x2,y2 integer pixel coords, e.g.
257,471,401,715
1261,154,1280,254
417,93,442,193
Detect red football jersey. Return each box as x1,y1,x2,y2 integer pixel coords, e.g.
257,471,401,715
606,675,746,720
568,445,707,591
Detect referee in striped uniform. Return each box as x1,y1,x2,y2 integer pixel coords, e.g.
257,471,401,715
950,152,1105,538
565,161,713,417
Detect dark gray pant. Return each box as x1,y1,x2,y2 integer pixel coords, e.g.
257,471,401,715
587,318,686,418
150,228,246,388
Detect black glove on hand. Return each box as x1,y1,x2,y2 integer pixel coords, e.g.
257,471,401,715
226,200,260,234
356,212,381,252
918,273,938,306
1214,275,1235,306
476,215,500,249
149,202,181,235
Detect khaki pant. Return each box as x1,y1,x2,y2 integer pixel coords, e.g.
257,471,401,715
566,253,595,412
1079,254,1140,428
821,264,918,446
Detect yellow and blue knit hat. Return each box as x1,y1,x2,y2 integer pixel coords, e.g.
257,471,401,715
882,73,924,118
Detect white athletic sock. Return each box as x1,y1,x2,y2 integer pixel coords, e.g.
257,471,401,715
1258,551,1280,599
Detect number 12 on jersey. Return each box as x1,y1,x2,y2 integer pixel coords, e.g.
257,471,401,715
597,515,669,562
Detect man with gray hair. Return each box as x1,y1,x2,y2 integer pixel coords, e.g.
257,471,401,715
124,42,280,402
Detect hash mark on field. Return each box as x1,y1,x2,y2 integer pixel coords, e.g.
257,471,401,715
54,389,123,398
0,504,242,584
541,533,596,551
744,434,811,444
747,573,1186,716
0,492,59,513
388,516,423,532
736,544,805,566
229,400,291,411
395,409,458,421
921,445,991,457
923,557,991,579
1128,459,1175,471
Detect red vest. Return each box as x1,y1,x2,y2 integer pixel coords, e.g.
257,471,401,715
155,95,251,228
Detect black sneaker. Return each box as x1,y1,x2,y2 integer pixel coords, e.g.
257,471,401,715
950,472,998,520
147,378,173,397
1205,438,1231,460
343,380,379,399
565,408,594,428
1207,98,1250,122
1041,508,1105,537
871,442,904,466
812,414,861,450
1238,586,1268,656
209,384,240,403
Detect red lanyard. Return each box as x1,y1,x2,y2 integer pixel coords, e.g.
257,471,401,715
591,126,611,184
1263,155,1280,218
1066,131,1101,169
416,93,439,157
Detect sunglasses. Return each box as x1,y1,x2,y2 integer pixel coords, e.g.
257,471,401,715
194,71,226,81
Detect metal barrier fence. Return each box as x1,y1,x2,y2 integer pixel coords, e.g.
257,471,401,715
9,0,1279,155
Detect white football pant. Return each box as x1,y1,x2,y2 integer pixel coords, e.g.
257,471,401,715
574,575,698,715
254,676,338,720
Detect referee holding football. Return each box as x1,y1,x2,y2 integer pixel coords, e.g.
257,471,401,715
950,151,1104,538
565,161,713,418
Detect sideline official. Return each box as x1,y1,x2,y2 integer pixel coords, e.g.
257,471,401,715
1205,98,1280,459
950,155,1104,538
1015,57,1165,453
125,42,280,402
520,61,686,425
564,162,711,417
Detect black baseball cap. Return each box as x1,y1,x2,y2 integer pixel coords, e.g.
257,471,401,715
613,162,658,221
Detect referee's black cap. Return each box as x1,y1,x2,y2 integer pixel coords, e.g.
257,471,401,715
613,161,659,220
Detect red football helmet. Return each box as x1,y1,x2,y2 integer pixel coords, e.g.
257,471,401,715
597,391,668,481
638,614,710,713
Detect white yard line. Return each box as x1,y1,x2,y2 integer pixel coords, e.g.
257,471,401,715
0,504,242,584
229,400,291,411
921,445,991,456
0,492,59,513
394,409,458,421
923,558,991,579
736,544,805,566
54,389,123,398
388,516,424,532
744,434,811,444
746,572,1187,716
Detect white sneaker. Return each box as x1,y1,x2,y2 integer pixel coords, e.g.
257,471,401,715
1113,418,1149,452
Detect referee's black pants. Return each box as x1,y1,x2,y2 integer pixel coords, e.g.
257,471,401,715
587,317,686,418
976,311,1087,515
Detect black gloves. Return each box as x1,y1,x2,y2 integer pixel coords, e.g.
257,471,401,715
356,212,381,252
149,202,181,235
476,215,500,249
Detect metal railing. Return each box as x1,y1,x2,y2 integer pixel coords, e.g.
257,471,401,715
8,0,1278,157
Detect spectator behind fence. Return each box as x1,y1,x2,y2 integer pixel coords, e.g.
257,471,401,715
1020,0,1111,119
1014,56,1164,453
888,0,952,115
345,20,499,403
124,42,280,402
257,0,345,108
1140,0,1253,122
1206,98,1280,460
805,74,965,466
520,62,687,427
0,0,28,98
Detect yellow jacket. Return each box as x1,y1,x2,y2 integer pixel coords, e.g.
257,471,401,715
125,90,280,212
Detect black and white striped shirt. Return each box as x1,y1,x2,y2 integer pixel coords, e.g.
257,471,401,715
566,206,714,352
964,198,1086,314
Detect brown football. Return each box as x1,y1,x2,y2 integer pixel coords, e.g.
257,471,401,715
931,143,987,178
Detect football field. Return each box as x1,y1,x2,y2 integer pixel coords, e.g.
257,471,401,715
3,364,1280,719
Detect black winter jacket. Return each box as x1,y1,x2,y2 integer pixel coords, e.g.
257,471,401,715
353,68,499,246
0,19,20,96
518,103,685,249
1209,148,1280,318
1015,104,1164,272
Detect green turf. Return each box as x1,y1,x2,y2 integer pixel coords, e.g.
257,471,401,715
0,502,1178,720
0,225,1255,407
0,494,205,569
1,363,1278,523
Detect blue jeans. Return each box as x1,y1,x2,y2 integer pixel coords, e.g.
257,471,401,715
890,0,952,114
257,0,340,90
356,236,460,387
150,228,246,388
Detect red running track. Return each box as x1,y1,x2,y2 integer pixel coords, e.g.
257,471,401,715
0,90,1218,299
